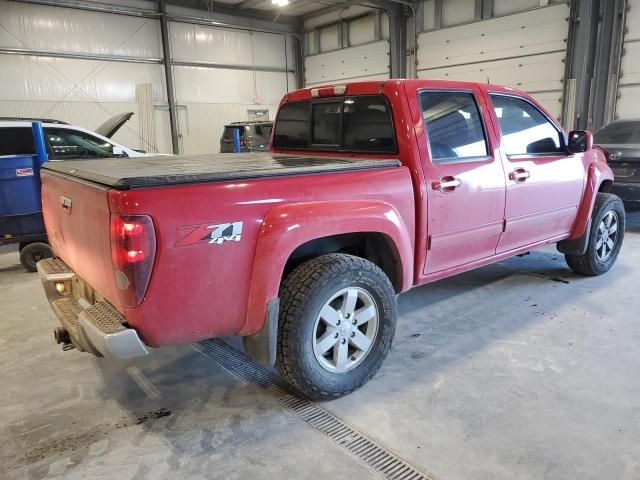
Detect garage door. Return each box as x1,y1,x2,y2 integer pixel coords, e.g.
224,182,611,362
616,0,640,119
304,14,389,87
417,3,570,119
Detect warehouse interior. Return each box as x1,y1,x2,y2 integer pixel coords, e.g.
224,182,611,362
1,0,639,479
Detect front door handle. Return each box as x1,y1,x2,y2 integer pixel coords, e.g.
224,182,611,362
509,168,530,183
432,176,461,193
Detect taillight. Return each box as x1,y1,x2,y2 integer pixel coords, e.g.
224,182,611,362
110,214,156,308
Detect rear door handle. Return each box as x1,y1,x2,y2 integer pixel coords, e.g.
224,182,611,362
432,176,461,193
509,168,530,183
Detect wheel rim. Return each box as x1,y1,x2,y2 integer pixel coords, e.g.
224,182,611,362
312,287,379,373
595,210,619,262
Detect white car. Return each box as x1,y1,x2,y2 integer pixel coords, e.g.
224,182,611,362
0,112,151,160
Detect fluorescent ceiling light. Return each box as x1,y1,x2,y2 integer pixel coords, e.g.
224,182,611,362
272,0,289,6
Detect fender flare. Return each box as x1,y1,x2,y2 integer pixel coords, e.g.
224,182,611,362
567,161,614,241
240,200,414,337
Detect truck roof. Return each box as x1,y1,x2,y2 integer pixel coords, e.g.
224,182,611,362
283,79,520,103
42,153,400,189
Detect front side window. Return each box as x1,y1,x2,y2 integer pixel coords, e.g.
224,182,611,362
0,127,35,156
419,91,489,163
490,94,564,156
45,128,115,160
272,95,396,153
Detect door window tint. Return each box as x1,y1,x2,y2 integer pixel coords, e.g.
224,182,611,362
490,95,564,156
45,128,114,159
0,128,35,156
419,91,488,162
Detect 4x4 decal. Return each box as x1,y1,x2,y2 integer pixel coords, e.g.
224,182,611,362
177,221,243,246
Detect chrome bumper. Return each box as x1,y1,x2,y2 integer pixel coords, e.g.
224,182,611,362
37,258,148,359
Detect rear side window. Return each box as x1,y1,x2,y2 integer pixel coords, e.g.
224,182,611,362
273,95,396,153
0,127,35,156
490,94,564,156
419,91,488,163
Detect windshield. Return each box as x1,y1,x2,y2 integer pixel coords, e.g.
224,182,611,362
594,121,640,144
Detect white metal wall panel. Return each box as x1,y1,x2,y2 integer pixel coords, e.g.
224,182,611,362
493,0,544,16
178,103,279,155
349,16,375,46
320,25,340,52
0,55,167,103
616,0,640,119
442,0,476,27
305,41,389,85
0,2,161,59
306,73,389,88
417,3,569,118
169,23,288,69
423,0,436,30
418,4,568,68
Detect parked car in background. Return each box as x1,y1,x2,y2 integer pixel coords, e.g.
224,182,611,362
0,113,149,159
0,113,151,271
220,121,273,153
594,119,640,208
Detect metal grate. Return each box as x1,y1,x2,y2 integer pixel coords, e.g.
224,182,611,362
195,339,439,480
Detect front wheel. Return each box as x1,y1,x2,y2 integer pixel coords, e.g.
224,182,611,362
565,193,625,276
277,254,397,400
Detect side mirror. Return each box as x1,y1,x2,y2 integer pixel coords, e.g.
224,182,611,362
567,130,593,154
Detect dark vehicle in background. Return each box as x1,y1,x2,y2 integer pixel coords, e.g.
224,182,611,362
594,120,640,208
220,121,273,153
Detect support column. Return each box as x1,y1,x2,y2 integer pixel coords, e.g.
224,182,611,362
562,0,627,131
159,0,180,154
387,3,406,78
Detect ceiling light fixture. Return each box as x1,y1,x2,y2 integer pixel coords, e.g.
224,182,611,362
271,0,289,6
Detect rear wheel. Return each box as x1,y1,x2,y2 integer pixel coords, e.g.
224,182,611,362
277,254,397,400
565,193,625,276
19,242,53,272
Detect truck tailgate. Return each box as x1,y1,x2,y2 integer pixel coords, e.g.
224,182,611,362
41,171,120,307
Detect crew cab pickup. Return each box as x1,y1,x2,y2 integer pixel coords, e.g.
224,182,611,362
37,80,625,400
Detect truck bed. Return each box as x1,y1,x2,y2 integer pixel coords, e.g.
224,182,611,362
42,153,401,189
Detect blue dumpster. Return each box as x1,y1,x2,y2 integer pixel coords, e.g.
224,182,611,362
0,122,52,270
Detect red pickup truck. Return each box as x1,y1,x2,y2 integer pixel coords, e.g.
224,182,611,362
37,80,624,400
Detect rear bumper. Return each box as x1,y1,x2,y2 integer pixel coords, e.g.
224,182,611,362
37,258,148,359
612,182,640,206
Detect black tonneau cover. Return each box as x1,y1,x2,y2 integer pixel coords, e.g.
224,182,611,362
43,153,401,190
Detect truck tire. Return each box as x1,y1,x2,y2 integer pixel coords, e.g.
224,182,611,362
19,242,53,272
277,254,397,400
565,193,625,276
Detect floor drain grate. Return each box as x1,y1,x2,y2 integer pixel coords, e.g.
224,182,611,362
195,339,439,480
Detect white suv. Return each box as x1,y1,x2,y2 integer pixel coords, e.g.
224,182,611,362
0,113,150,159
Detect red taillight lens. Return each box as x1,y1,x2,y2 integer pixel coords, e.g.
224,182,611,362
110,214,156,308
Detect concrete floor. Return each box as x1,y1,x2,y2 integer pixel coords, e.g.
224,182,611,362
2,211,639,480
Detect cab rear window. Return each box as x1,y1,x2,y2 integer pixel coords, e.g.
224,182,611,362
272,95,397,154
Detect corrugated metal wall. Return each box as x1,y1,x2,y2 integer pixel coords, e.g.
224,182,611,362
0,1,295,154
417,2,570,119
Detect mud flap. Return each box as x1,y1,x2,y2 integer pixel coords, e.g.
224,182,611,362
557,218,592,256
243,298,279,367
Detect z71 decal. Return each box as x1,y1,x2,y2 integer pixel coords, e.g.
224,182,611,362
177,221,243,247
